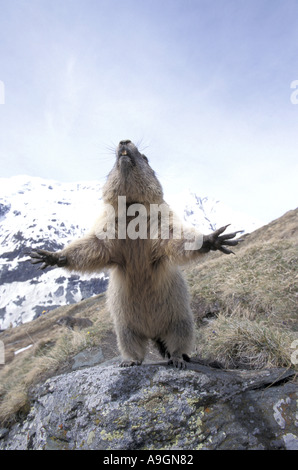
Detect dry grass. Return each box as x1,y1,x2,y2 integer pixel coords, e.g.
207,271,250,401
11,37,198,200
188,239,297,326
0,294,114,424
187,208,298,369
194,314,296,370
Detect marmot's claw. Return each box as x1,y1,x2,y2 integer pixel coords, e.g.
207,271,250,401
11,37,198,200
218,230,244,241
215,227,243,254
120,360,142,367
202,226,244,255
213,224,230,236
27,249,62,269
30,258,44,264
218,246,235,255
220,238,244,247
168,357,188,369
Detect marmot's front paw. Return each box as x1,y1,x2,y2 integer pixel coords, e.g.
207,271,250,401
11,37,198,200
28,249,67,270
202,225,243,255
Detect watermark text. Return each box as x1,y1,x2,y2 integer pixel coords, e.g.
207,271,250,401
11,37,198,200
290,80,298,104
96,196,203,250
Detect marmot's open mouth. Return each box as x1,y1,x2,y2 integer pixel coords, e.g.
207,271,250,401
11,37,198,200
118,148,131,158
118,148,136,170
118,148,134,162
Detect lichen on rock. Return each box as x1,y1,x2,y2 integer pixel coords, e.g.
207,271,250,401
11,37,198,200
0,362,296,450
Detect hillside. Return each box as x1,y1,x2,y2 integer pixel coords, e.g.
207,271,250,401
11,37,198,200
186,207,298,369
0,208,297,425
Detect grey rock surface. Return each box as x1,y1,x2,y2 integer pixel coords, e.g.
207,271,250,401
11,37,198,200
0,362,296,450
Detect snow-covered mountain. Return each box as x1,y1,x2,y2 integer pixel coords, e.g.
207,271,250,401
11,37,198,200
0,176,109,329
167,190,261,235
0,175,262,329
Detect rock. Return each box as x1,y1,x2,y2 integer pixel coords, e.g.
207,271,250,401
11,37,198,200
0,428,9,439
0,362,296,450
71,348,105,371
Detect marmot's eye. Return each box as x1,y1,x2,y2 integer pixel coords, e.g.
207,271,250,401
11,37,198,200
142,154,149,163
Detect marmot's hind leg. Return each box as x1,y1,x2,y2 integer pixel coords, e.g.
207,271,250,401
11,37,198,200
167,354,191,369
116,326,147,367
154,338,171,359
153,337,190,369
157,320,194,369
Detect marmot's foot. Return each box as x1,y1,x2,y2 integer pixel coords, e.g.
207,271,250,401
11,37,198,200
167,356,188,369
120,359,142,367
27,249,67,270
201,225,243,255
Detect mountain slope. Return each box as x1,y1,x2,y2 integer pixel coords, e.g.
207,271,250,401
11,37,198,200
186,207,298,368
0,176,109,328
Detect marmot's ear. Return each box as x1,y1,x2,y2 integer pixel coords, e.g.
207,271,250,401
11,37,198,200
141,154,149,163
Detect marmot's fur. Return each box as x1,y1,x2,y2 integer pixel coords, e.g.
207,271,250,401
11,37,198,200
29,140,241,368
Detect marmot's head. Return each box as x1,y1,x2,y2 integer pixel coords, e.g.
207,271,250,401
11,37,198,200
56,316,72,326
102,140,164,205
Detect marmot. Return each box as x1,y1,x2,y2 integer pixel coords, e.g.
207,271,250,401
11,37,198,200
29,140,242,368
56,316,93,329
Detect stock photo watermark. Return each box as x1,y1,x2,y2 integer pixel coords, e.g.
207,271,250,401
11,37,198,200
96,196,203,250
0,80,5,104
290,80,298,104
0,340,4,365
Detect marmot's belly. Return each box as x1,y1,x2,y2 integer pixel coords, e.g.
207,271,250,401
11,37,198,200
107,267,191,338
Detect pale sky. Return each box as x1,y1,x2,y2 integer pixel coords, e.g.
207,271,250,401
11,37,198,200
0,0,297,224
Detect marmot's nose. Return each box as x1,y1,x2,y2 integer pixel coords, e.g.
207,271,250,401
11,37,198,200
119,140,131,145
